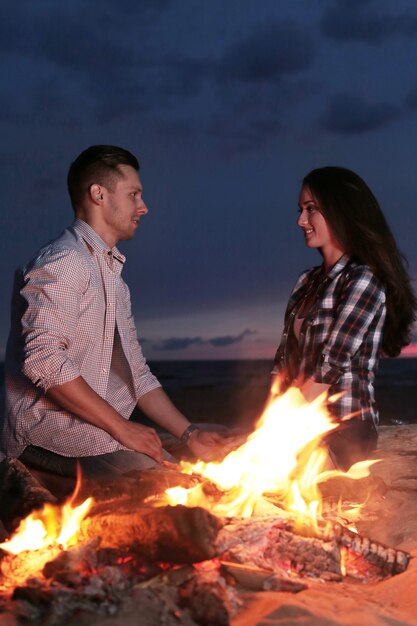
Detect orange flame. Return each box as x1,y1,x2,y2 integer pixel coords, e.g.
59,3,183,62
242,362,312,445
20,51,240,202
0,498,93,556
165,387,377,526
0,467,93,556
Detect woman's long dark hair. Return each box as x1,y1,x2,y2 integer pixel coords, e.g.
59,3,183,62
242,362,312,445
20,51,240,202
303,166,416,357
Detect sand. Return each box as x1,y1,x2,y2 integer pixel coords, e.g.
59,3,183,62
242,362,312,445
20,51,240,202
148,382,417,624
231,424,417,626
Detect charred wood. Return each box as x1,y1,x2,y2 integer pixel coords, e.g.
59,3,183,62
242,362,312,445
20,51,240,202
79,505,224,564
42,538,101,580
178,568,242,626
0,459,56,533
317,520,411,575
76,468,200,508
216,517,343,581
220,561,307,593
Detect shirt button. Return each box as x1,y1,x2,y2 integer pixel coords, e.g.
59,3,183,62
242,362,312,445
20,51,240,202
101,367,107,374
108,302,112,307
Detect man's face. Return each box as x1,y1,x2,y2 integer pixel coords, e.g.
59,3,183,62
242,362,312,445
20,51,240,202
101,165,148,245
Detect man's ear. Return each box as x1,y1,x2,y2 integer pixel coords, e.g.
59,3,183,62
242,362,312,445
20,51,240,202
89,183,104,204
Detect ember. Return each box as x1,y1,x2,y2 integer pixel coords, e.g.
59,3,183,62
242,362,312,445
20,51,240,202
0,387,414,626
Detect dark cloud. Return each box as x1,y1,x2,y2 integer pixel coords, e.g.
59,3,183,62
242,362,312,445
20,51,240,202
0,5,316,153
209,76,320,154
150,56,209,100
405,86,417,111
208,20,319,153
218,21,315,83
0,3,211,129
152,337,204,351
208,329,257,347
320,94,399,134
321,1,417,44
148,329,257,352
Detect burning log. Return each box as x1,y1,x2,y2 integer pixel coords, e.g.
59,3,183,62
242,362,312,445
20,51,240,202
10,562,131,626
316,520,410,575
0,459,56,533
77,467,201,506
216,516,343,581
216,514,411,583
42,537,101,581
79,504,224,564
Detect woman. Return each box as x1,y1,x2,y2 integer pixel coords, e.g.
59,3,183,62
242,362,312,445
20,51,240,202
273,166,416,470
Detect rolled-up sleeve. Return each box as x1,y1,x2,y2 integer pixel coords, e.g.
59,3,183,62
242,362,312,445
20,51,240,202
21,248,87,391
312,269,386,386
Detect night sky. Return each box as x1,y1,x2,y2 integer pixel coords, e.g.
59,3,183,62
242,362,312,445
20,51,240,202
1,0,417,361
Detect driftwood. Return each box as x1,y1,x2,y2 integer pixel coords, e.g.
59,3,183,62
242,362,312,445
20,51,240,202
79,504,224,564
0,459,56,532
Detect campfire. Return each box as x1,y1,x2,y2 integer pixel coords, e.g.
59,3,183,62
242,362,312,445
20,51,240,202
0,388,411,625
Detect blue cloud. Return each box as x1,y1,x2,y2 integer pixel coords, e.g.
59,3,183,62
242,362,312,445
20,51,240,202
321,1,417,44
320,94,399,134
148,329,257,351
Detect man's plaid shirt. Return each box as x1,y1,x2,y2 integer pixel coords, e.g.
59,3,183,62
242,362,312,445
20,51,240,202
273,254,386,426
2,220,161,460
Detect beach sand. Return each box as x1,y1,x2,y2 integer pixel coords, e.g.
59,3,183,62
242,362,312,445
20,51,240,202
229,424,417,626
156,385,417,625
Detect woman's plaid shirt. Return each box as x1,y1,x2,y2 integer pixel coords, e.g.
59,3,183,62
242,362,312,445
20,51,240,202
273,255,386,426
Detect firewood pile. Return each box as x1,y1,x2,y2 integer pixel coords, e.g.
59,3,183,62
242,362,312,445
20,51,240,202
0,458,411,626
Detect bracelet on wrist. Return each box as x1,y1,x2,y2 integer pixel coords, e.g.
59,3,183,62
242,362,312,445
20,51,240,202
180,423,200,445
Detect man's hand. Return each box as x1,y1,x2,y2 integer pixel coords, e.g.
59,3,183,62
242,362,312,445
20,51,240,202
112,420,163,463
187,429,246,462
47,377,165,463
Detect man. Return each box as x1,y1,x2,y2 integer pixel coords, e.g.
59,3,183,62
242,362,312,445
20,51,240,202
1,145,230,478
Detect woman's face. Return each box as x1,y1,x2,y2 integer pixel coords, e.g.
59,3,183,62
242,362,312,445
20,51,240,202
297,185,343,259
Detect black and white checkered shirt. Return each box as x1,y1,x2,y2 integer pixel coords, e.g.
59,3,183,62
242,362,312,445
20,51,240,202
2,219,160,459
273,255,386,426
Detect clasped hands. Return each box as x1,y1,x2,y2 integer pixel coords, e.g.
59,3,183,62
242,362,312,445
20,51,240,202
119,420,246,464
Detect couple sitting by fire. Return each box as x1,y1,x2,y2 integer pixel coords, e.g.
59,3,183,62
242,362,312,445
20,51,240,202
1,146,415,482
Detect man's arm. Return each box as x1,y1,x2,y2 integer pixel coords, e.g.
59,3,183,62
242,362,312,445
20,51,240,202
47,377,164,462
136,387,242,462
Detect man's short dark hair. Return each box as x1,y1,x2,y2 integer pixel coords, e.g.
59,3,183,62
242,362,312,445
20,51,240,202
67,145,139,209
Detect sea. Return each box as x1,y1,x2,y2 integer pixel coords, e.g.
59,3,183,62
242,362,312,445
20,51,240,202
149,358,417,392
0,358,416,425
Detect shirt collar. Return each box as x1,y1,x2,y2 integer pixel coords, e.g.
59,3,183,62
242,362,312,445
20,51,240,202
326,253,351,280
73,219,125,264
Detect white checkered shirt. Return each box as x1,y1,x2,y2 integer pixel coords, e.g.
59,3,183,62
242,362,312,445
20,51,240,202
2,219,160,459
